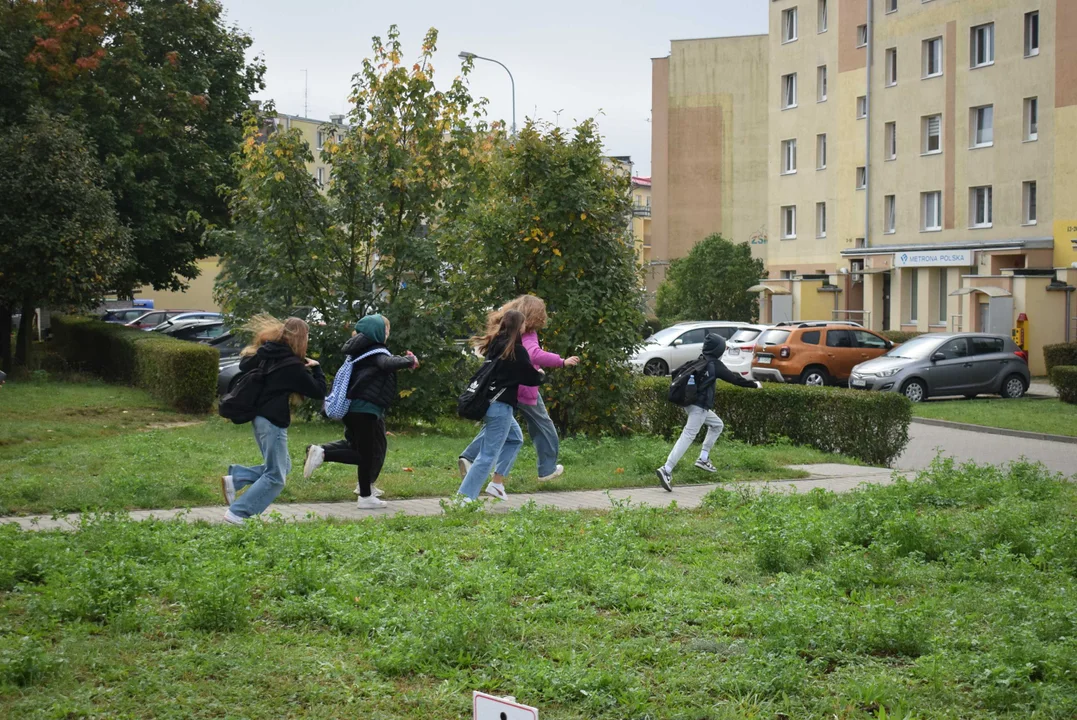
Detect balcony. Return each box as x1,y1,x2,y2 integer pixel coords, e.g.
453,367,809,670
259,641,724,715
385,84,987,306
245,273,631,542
632,205,651,217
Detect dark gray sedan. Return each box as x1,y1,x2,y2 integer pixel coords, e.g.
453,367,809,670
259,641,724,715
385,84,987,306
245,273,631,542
849,333,1030,402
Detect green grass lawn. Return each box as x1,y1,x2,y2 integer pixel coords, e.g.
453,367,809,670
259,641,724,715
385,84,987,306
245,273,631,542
0,378,847,515
913,397,1077,437
1,457,1074,718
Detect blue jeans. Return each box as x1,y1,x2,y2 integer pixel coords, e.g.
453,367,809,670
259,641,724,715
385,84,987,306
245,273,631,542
457,400,524,499
229,416,291,518
461,394,560,477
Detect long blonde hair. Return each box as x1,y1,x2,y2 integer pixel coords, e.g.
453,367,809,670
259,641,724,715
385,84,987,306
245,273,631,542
240,314,309,359
472,310,526,360
473,294,547,349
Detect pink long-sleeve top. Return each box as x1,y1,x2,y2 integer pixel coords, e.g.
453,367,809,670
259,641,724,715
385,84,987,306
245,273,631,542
518,330,563,405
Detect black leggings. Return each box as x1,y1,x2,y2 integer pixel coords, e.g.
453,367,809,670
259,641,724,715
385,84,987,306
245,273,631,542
322,412,386,498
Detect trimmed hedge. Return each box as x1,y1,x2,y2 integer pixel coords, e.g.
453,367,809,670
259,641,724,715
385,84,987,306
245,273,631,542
51,315,218,413
632,377,911,467
1044,343,1077,377
880,331,922,344
1049,365,1077,405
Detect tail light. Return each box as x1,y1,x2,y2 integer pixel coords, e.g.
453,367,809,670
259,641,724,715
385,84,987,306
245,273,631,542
1015,350,1028,363
779,346,791,359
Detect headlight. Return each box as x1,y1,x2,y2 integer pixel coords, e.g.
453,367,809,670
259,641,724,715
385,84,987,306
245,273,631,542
874,368,901,378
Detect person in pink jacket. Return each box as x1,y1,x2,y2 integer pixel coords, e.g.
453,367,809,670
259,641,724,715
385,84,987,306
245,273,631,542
458,295,578,496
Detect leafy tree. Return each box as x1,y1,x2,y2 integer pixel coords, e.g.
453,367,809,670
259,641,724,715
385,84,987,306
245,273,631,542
215,26,488,419
655,233,764,324
450,120,646,435
0,109,129,370
3,0,265,293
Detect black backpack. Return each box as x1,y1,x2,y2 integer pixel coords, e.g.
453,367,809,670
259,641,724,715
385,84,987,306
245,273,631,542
457,360,506,420
668,356,709,407
218,357,301,424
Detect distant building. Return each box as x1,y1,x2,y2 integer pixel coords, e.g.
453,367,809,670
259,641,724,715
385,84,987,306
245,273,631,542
631,176,652,268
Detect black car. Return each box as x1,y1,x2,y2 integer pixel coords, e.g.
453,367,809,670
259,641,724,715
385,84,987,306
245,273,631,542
218,358,242,396
156,319,228,342
206,333,244,360
101,308,152,324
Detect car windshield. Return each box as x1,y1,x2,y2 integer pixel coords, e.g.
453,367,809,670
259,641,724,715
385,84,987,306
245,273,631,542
645,326,690,345
885,335,943,359
729,328,762,344
758,329,791,346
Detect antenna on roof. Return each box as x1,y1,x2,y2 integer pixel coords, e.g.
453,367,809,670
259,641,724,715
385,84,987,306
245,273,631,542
302,69,309,117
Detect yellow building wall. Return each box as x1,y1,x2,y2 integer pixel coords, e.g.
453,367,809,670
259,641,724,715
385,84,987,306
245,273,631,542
1013,276,1067,376
793,280,835,321
1053,107,1077,267
136,257,222,312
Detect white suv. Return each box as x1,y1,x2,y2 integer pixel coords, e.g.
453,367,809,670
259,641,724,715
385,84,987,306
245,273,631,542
721,324,772,381
631,321,750,376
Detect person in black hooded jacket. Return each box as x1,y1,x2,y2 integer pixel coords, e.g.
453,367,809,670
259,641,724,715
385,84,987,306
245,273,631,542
302,314,418,508
655,332,760,492
221,316,326,524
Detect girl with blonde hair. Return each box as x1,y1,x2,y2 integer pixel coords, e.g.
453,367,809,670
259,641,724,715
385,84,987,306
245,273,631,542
458,295,579,494
221,314,326,524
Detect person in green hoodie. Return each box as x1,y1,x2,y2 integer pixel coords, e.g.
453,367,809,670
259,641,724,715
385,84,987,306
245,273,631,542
303,315,418,508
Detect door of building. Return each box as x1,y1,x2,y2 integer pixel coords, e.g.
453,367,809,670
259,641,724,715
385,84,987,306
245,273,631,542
882,274,892,330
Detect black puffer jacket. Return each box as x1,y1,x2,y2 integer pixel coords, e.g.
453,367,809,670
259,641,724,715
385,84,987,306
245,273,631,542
692,333,758,409
343,333,414,410
485,335,545,409
239,341,327,428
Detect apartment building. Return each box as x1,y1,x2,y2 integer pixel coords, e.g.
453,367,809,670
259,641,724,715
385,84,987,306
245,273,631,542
269,113,348,188
631,176,653,267
653,1,1077,373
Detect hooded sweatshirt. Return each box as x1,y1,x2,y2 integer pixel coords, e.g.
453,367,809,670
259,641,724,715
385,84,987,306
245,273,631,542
692,333,758,409
485,333,546,409
237,341,326,428
517,331,564,406
343,314,415,416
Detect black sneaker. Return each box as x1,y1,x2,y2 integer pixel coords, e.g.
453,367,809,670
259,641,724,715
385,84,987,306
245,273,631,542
656,467,673,492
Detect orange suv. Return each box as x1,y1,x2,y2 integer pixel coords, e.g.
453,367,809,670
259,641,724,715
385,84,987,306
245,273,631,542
751,324,894,386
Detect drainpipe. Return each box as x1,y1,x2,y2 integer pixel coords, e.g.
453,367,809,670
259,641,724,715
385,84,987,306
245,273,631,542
865,0,873,249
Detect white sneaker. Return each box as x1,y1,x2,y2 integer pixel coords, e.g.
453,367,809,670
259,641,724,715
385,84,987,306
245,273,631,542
354,484,385,497
537,464,564,482
458,456,472,480
656,467,673,492
220,475,236,505
694,458,718,473
357,495,388,509
303,445,324,479
222,509,245,525
485,483,508,501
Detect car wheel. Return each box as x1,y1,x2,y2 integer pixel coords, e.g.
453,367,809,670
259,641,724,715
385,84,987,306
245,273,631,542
1000,374,1026,399
800,366,829,387
902,379,928,403
643,358,669,376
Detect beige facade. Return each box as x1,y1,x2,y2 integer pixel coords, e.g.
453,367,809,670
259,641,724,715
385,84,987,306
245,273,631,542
655,1,1077,374
272,113,346,188
631,176,653,267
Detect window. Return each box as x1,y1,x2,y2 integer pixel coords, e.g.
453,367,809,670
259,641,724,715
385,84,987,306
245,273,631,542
922,114,941,154
676,329,707,346
635,193,642,206
782,7,798,43
817,133,827,169
971,23,994,68
970,185,993,228
780,271,796,280
885,0,898,13
857,24,868,48
857,95,867,119
937,337,969,360
923,37,943,77
316,131,324,150
817,65,828,101
910,270,919,322
885,48,898,86
1025,11,1040,57
855,330,888,349
884,194,896,233
316,167,324,186
781,205,797,239
816,202,827,237
856,166,866,190
922,191,942,231
826,329,854,348
801,330,821,345
1025,97,1039,141
781,139,797,174
1023,181,1038,225
782,73,797,109
885,121,897,160
818,0,828,33
937,269,948,324
971,337,1004,355
971,105,994,147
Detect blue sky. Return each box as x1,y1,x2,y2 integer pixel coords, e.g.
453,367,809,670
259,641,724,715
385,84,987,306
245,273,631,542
220,1,767,176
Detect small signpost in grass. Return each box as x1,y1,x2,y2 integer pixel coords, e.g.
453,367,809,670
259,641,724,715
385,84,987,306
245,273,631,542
473,692,538,720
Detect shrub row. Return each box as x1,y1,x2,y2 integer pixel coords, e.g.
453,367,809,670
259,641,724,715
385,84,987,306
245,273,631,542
1043,342,1077,376
632,377,911,467
1049,365,1077,405
879,330,923,344
51,315,218,413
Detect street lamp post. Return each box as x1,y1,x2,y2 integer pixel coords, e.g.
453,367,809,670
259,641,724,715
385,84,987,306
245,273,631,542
458,51,515,135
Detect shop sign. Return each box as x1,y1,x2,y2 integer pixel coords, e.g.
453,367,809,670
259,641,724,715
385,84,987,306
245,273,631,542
893,249,972,267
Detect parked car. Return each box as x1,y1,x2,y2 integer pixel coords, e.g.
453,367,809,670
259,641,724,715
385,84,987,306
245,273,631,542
218,357,242,396
752,324,893,386
206,332,245,360
849,333,1029,402
631,321,752,376
156,319,229,342
153,312,222,328
774,320,863,328
124,310,191,330
101,308,153,324
721,324,772,381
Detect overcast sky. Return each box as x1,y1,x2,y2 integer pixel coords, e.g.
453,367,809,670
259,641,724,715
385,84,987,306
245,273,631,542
219,1,766,176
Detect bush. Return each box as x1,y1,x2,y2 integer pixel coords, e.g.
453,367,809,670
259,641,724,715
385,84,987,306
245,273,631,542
880,330,922,344
632,377,911,466
51,315,217,413
1049,365,1077,404
1043,342,1077,376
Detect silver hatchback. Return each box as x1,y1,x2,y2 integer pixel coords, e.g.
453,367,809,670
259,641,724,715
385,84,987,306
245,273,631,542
849,333,1030,402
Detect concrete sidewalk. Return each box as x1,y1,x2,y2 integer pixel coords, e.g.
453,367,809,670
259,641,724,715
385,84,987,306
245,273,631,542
0,464,897,532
